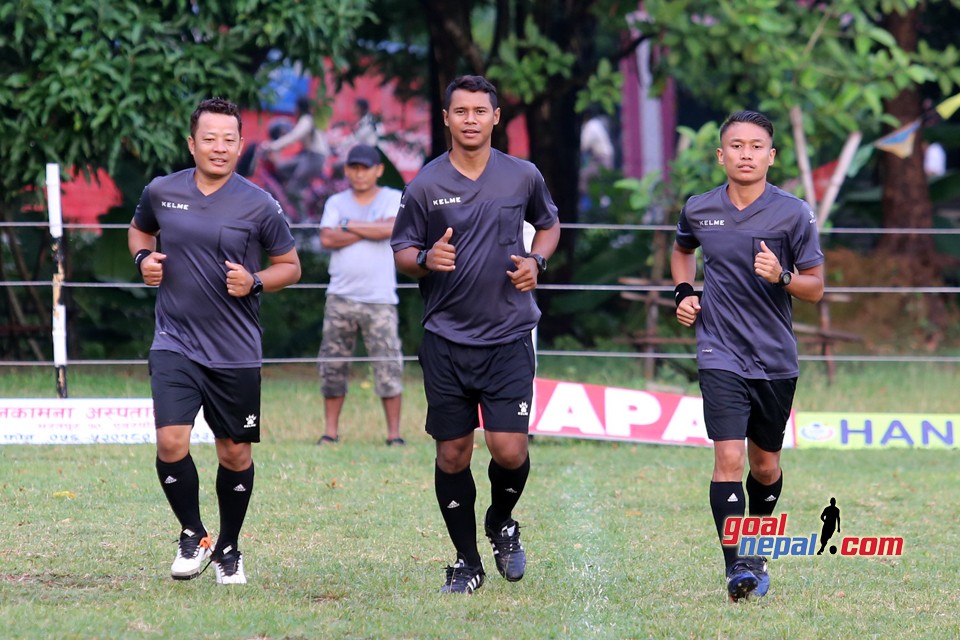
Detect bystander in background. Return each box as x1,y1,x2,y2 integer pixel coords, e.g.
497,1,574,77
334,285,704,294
316,144,404,446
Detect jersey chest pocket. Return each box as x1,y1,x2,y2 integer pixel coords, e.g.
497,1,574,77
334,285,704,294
498,204,523,246
219,225,251,265
752,235,786,266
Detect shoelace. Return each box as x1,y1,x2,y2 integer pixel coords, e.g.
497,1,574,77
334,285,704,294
178,534,212,559
490,526,522,553
216,552,242,576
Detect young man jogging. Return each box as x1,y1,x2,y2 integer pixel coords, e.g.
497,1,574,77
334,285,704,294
671,110,824,601
392,75,560,594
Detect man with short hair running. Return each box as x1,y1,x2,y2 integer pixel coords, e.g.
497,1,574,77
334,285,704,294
392,75,560,594
671,109,824,601
129,97,301,585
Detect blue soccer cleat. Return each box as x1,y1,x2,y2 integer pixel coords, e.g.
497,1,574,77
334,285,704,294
743,556,770,597
726,560,759,602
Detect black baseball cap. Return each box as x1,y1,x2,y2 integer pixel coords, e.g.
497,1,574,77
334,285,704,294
346,144,381,167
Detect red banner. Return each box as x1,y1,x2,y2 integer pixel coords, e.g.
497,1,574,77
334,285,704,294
528,378,796,448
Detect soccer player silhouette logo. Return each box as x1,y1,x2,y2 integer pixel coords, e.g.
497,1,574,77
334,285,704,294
817,497,841,555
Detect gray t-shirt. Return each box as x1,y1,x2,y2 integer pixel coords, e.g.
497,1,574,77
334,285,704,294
134,169,296,368
391,149,559,345
319,186,401,304
675,183,824,379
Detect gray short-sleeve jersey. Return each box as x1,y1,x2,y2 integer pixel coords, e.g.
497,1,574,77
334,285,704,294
134,169,296,368
391,149,559,345
676,183,824,379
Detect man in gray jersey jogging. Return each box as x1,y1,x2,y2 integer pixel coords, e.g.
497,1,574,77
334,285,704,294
129,97,301,585
671,110,824,602
392,75,560,594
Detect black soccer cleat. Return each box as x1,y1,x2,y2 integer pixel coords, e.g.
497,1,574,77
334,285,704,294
485,509,526,582
440,559,485,594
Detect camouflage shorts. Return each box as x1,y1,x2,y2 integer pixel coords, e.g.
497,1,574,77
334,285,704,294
319,294,403,398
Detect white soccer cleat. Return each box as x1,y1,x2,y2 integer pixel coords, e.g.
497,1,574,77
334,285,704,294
212,545,247,585
170,528,213,580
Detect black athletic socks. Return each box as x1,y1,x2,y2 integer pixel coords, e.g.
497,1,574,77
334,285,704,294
710,480,745,569
746,471,783,517
215,462,255,553
435,463,482,566
156,454,204,535
486,456,530,528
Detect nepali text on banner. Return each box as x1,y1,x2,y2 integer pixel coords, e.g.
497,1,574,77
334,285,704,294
0,398,214,445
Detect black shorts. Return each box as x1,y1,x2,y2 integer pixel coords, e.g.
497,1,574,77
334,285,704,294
418,331,535,441
148,350,262,443
699,369,796,452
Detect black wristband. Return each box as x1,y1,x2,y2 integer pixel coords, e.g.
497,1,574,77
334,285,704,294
134,249,152,275
674,282,700,308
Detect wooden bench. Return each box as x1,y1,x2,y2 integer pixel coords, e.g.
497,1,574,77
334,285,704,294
619,281,862,384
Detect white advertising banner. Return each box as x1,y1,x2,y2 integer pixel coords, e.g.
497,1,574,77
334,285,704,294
0,398,214,445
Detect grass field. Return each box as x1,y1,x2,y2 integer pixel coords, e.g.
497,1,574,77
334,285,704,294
1,361,958,639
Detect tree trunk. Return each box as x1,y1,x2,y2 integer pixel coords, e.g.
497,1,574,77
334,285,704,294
522,3,597,340
874,6,951,349
525,1,598,251
527,89,580,263
0,203,46,360
877,7,935,258
421,0,476,159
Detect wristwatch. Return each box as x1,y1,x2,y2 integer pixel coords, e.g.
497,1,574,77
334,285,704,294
250,273,264,297
339,218,350,232
528,253,547,274
416,249,429,270
777,271,792,287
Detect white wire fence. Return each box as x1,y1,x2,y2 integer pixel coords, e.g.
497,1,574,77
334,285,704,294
2,220,959,369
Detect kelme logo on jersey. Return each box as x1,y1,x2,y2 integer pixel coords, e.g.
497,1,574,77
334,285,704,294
161,201,190,210
698,219,724,226
432,196,462,206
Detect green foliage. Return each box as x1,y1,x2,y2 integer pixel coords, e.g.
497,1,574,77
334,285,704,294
0,0,372,359
574,58,623,115
487,17,576,103
615,121,727,224
638,0,960,170
350,1,636,114
0,0,372,210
